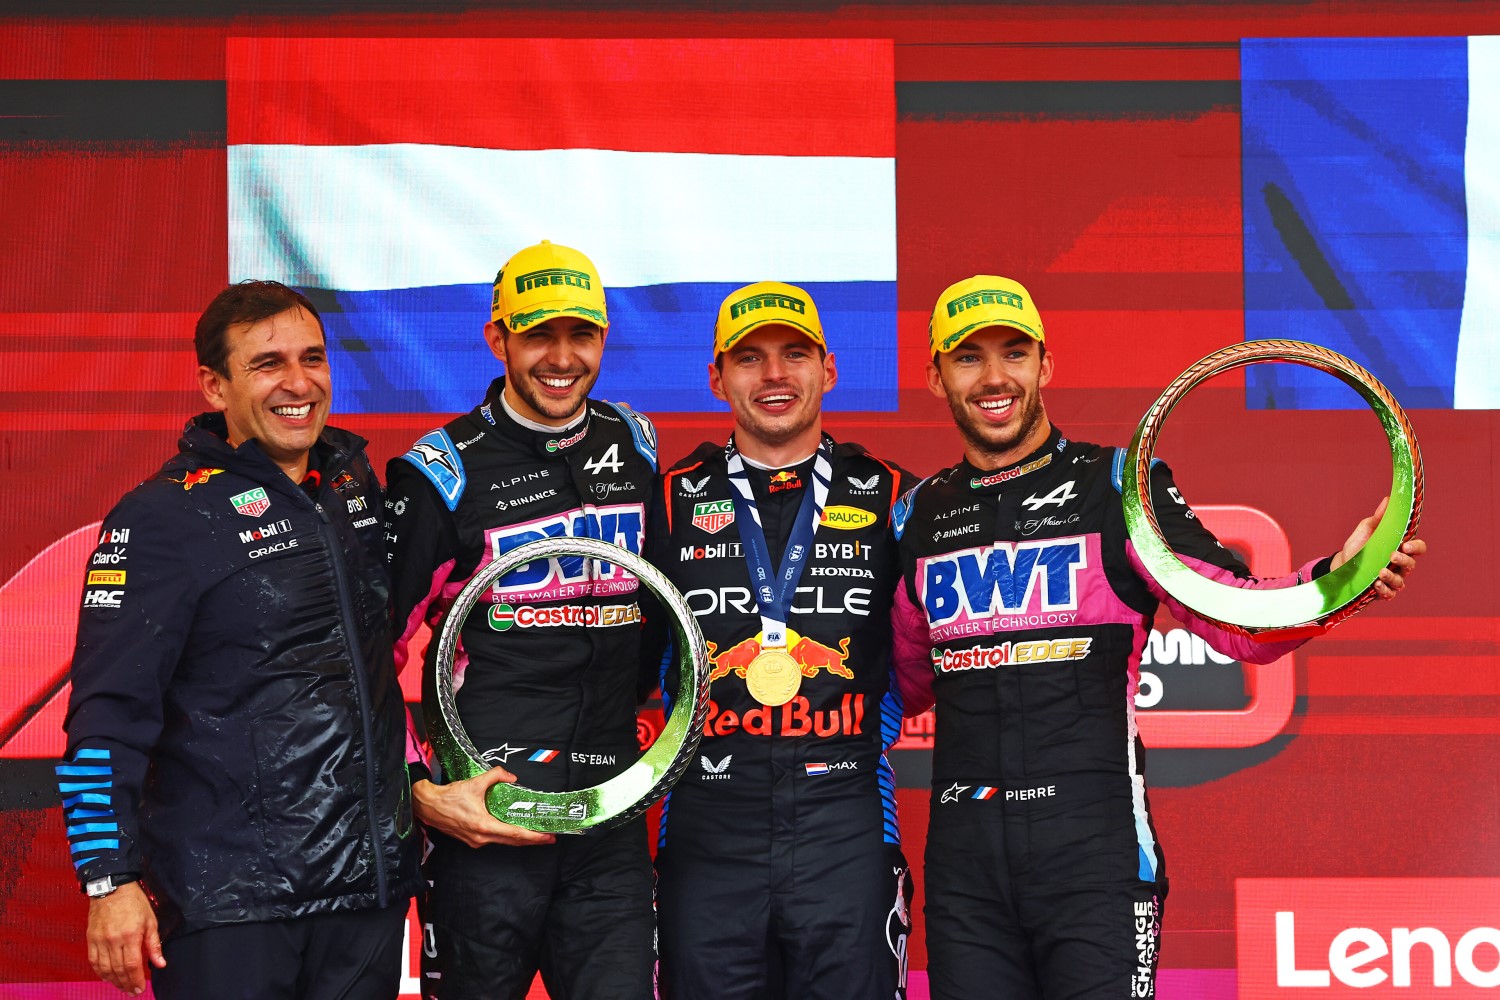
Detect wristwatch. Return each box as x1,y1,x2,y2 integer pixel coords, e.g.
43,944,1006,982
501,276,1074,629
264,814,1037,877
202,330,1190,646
83,874,137,898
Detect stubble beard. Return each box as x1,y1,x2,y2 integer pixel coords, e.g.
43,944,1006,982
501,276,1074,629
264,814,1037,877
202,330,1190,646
514,368,599,424
948,386,1047,466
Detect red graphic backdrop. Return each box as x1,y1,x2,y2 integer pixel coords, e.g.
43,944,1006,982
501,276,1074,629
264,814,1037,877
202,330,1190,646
1,3,1496,997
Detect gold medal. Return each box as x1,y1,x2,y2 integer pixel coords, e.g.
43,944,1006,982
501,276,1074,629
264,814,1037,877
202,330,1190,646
745,647,802,706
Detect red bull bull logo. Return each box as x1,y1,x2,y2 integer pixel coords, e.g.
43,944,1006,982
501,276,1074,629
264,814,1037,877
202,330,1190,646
170,467,223,491
790,635,853,679
768,469,802,493
706,632,854,682
706,636,761,682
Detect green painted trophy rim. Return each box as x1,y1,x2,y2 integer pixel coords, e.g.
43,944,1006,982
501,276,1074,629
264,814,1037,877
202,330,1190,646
1122,339,1423,637
429,536,709,833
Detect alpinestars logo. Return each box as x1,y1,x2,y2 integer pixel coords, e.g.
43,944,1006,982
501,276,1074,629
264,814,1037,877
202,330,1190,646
940,783,970,803
482,743,526,763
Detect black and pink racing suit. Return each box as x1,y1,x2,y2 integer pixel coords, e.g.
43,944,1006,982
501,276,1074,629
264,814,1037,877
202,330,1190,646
891,427,1327,1000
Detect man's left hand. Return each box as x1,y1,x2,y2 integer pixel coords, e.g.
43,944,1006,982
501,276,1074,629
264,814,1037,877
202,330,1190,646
1330,496,1427,599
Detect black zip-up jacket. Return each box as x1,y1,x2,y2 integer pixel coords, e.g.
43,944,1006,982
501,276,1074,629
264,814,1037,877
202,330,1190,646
60,414,421,938
385,379,659,793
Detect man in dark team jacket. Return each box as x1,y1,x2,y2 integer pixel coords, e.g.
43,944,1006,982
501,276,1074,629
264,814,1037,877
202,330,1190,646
645,282,914,1000
386,241,659,1000
61,281,421,999
891,275,1426,1000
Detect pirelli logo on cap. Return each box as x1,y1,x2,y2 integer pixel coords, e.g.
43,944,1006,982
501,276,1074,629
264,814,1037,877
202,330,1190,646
729,291,807,321
946,287,1025,319
514,268,593,294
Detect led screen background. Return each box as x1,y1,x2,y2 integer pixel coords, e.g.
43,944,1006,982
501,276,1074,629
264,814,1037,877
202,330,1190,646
0,3,1495,996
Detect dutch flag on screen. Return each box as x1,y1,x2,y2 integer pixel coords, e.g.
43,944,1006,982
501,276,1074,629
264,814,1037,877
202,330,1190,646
227,37,896,415
1242,36,1500,409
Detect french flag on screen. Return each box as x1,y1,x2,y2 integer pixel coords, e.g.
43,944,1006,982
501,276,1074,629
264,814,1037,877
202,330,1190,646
226,38,896,415
1242,36,1499,410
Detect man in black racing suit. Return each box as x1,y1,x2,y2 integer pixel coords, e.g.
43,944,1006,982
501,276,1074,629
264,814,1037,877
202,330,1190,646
890,275,1425,999
386,241,659,999
645,281,914,999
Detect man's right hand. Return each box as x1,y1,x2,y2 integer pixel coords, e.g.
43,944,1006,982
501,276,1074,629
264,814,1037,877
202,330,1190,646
87,881,165,995
412,767,557,848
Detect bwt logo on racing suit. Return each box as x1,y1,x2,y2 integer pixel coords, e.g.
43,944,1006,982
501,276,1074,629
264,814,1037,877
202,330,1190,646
918,535,1087,639
484,503,645,601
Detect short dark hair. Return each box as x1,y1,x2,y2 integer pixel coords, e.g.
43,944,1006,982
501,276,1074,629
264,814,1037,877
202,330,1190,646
195,280,324,376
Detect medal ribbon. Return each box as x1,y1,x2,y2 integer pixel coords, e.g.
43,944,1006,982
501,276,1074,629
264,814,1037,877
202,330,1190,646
724,435,833,649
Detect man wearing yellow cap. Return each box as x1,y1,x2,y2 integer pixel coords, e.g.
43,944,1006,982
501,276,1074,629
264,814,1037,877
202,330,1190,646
385,241,659,999
889,276,1425,999
644,281,914,999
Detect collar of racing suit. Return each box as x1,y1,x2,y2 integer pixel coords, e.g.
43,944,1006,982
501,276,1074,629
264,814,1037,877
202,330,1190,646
960,425,1067,495
475,376,596,461
174,411,365,494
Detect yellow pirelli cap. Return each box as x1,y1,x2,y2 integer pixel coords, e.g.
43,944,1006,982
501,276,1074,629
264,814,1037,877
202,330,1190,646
491,241,608,333
928,275,1045,355
713,281,827,357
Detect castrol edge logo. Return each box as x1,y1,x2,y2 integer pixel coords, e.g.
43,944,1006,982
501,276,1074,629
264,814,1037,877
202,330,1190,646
1237,879,1500,996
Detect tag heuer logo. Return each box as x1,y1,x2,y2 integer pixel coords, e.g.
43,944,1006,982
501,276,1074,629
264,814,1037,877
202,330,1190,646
231,488,271,518
691,500,735,534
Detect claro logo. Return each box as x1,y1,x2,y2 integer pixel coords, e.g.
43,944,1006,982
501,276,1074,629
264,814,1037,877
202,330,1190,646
1238,879,1500,995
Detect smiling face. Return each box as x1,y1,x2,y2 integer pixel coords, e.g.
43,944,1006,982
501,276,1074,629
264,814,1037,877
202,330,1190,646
927,326,1054,469
197,306,330,481
486,316,606,426
709,325,837,465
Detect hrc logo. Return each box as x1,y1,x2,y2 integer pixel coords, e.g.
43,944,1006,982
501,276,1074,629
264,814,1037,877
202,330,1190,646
484,503,645,601
919,535,1087,635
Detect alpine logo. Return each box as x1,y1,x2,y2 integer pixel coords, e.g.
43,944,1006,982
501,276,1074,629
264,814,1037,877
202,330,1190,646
692,499,735,534
1021,480,1078,511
